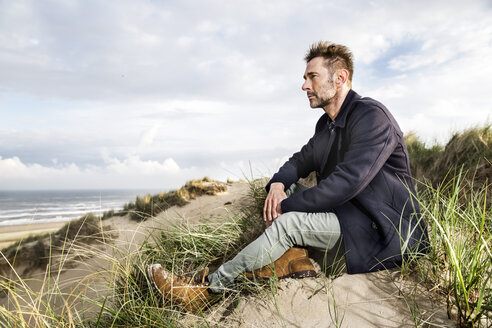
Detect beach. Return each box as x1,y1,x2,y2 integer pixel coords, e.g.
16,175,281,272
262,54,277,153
0,188,158,249
0,221,66,249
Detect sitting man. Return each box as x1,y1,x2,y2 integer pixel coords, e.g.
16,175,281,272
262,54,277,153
148,41,429,312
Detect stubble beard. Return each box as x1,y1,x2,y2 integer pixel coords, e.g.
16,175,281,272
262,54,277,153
308,92,335,109
308,82,336,109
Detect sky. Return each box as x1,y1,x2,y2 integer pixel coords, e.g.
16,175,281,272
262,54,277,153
0,0,491,190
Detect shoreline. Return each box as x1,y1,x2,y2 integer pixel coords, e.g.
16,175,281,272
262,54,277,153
0,221,66,250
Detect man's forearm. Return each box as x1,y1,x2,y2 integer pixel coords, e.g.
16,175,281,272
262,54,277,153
263,182,287,225
265,162,299,192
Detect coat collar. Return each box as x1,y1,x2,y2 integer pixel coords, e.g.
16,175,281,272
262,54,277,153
314,89,361,133
329,89,360,128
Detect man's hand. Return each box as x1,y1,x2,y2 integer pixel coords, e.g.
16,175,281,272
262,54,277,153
263,182,287,227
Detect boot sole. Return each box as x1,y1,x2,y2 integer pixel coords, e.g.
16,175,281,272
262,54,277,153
245,269,317,280
288,269,317,279
147,264,161,293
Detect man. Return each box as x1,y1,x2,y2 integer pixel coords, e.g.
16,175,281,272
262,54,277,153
148,41,428,312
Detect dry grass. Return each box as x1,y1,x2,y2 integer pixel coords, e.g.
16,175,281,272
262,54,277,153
405,124,491,193
121,177,228,221
0,214,113,277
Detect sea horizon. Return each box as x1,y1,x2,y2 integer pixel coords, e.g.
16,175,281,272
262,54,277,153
0,188,165,226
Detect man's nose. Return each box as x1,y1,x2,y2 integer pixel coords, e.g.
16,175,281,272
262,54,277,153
302,80,310,91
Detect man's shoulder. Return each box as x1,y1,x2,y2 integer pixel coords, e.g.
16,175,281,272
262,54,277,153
313,92,396,134
350,96,402,136
353,96,387,112
350,96,394,121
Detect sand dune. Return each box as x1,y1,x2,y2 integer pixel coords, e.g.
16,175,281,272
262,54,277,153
0,182,454,327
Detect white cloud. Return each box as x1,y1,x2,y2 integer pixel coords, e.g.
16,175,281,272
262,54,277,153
0,152,299,190
104,156,180,175
0,155,189,189
0,156,81,180
196,20,221,34
138,123,161,149
0,0,491,189
353,34,392,65
177,36,194,47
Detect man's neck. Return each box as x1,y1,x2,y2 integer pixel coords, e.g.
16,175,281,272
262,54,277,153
323,87,350,120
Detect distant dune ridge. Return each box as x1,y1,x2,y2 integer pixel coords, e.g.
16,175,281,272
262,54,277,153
405,124,491,192
0,126,490,327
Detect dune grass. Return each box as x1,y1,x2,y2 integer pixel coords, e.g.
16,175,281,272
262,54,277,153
401,172,491,327
0,127,490,327
402,125,491,327
98,177,227,223
89,178,268,327
121,177,227,222
0,214,110,327
0,213,109,280
405,124,491,194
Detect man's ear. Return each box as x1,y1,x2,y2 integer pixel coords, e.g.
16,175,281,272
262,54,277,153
335,69,349,86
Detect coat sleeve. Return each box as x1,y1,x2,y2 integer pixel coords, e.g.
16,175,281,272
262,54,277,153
281,106,398,213
265,135,316,192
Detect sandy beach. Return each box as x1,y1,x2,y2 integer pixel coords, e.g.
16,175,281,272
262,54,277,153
0,221,66,250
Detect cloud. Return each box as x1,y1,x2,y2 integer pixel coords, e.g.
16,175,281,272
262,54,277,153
138,123,161,149
0,0,302,103
0,96,317,168
0,0,491,189
0,156,81,180
103,156,180,175
0,153,294,190
0,155,184,189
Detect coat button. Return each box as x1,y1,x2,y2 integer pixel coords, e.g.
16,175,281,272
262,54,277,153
371,221,378,229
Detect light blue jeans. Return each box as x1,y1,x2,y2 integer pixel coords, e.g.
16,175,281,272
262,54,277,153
207,183,342,293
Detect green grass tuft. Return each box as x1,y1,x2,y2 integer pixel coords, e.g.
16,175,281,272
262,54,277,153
403,172,491,327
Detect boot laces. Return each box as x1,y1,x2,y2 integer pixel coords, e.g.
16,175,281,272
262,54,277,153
176,269,207,287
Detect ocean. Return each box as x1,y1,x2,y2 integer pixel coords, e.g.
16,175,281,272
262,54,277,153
0,189,162,226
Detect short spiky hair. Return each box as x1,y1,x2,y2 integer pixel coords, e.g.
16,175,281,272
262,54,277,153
304,41,354,85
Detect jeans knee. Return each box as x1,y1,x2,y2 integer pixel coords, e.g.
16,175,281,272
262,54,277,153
271,213,300,242
272,213,292,230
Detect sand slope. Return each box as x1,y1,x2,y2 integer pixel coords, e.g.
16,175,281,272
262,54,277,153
214,272,453,327
0,182,455,327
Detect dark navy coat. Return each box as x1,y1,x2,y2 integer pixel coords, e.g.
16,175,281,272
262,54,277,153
266,90,428,274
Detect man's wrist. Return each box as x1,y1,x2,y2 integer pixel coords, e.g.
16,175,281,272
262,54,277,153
270,182,285,191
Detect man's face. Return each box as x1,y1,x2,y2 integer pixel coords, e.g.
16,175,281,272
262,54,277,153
302,57,336,109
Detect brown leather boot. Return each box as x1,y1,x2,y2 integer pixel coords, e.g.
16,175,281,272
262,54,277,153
147,264,214,312
244,247,316,279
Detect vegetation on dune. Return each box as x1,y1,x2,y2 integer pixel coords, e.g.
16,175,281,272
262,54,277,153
0,213,111,277
0,127,490,327
405,124,491,193
121,190,188,221
106,176,228,222
403,124,491,327
95,183,266,327
405,131,444,183
404,174,491,327
0,213,114,327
